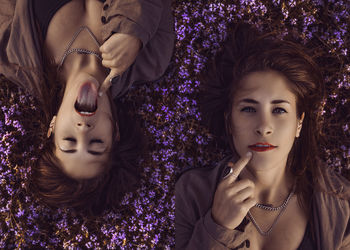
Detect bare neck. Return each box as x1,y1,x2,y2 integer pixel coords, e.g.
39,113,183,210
61,54,107,88
240,162,295,206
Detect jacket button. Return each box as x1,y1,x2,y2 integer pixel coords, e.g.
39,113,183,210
101,16,107,24
103,4,109,10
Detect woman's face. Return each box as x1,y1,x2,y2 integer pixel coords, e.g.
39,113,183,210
230,70,304,171
51,72,116,179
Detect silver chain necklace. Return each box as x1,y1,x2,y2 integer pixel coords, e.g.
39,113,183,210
58,26,102,69
248,182,296,236
254,195,290,211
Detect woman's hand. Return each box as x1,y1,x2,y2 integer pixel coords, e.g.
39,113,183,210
211,152,256,230
98,33,142,96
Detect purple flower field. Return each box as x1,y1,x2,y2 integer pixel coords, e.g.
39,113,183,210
0,0,349,248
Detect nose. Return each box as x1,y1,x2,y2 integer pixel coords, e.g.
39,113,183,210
76,122,93,131
255,114,273,136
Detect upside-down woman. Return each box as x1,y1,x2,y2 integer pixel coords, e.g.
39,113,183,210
0,0,174,214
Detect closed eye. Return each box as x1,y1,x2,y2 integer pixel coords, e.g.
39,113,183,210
241,107,256,113
63,138,104,144
64,137,76,142
90,139,103,144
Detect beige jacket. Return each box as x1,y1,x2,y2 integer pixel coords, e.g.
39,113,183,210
176,156,350,250
0,0,174,100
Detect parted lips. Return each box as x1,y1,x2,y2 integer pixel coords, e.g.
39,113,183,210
74,82,98,116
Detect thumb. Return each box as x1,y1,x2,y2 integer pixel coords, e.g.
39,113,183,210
99,70,119,97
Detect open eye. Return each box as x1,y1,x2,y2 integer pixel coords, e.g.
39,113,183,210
241,107,256,113
273,107,287,114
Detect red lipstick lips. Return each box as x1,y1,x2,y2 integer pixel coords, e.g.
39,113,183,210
248,142,277,152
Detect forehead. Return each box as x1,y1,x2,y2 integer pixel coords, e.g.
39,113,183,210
234,71,297,103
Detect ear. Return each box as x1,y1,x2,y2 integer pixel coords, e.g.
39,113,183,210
115,121,120,142
296,112,305,138
47,116,57,138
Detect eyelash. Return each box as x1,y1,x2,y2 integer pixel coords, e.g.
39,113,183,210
240,107,287,114
64,137,103,143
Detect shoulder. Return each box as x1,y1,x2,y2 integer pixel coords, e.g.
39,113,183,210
176,156,230,194
322,167,350,200
312,169,350,249
0,0,44,96
175,156,231,210
175,156,231,223
314,167,350,217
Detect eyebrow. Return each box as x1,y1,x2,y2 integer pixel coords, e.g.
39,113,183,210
239,98,290,104
59,147,107,156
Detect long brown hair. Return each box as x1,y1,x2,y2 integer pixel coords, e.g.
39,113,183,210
29,35,144,216
200,23,335,216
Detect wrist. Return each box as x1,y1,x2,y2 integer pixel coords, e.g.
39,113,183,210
211,210,234,230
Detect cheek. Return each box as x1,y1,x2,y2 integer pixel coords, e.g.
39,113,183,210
97,118,114,141
272,119,299,155
230,115,251,153
230,112,252,138
52,116,67,138
282,124,299,149
231,125,249,144
278,119,298,138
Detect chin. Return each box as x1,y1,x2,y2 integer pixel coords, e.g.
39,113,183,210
248,152,282,171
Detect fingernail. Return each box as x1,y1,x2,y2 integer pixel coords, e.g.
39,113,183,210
98,91,103,97
246,152,252,157
227,162,234,167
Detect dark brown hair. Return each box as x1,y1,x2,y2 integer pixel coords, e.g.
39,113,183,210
200,23,335,216
29,43,143,216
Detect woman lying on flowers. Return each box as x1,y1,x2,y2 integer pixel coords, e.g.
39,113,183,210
175,23,350,250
